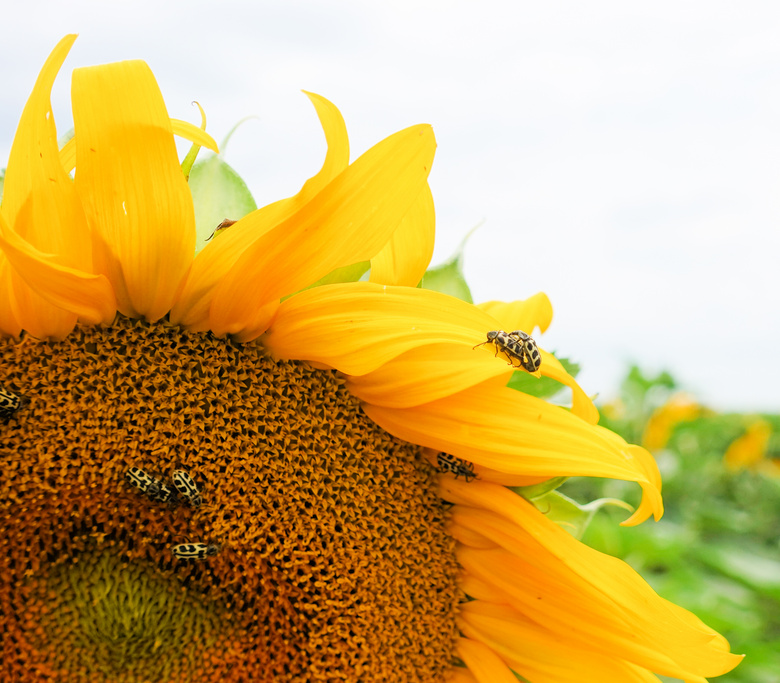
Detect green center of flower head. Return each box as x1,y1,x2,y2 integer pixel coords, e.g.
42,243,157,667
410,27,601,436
1,316,460,682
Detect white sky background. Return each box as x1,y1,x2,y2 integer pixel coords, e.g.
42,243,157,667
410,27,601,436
1,1,779,411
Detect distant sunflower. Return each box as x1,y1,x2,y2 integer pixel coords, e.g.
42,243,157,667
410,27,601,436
0,35,742,682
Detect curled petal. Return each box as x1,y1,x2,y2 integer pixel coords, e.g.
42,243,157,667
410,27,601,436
298,91,350,199
72,59,195,321
477,292,553,334
538,351,599,424
0,34,107,338
170,118,219,152
208,124,436,338
170,92,349,330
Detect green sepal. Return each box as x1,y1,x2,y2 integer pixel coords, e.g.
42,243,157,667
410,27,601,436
421,259,473,303
280,262,371,302
527,490,634,539
189,154,257,255
420,224,480,303
180,141,200,181
308,261,370,288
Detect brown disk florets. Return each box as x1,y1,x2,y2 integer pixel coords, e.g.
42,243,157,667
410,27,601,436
0,316,460,682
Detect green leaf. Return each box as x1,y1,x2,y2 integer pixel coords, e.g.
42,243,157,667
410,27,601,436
557,356,581,378
522,490,633,539
698,543,780,599
189,153,257,255
281,261,371,302
420,223,481,303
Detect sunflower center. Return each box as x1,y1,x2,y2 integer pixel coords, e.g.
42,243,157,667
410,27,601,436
0,316,460,682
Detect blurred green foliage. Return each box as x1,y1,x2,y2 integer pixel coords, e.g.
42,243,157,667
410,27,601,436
561,366,780,682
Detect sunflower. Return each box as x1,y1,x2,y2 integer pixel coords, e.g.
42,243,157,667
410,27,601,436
723,419,775,475
642,394,704,451
0,35,743,682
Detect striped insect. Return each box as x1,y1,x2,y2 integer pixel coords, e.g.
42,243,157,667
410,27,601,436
125,466,178,504
171,543,220,560
172,469,203,508
437,452,477,482
473,329,541,373
0,386,27,421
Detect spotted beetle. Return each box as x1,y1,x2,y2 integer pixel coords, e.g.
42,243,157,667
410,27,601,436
0,387,27,421
436,452,477,482
125,466,156,494
125,466,178,504
146,478,178,504
171,543,220,560
172,470,203,508
473,329,541,373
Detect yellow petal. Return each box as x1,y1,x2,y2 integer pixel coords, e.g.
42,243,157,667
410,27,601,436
0,35,111,338
0,213,115,325
443,481,743,678
447,670,479,683
59,117,219,175
297,91,350,199
170,92,350,330
208,124,436,338
3,270,77,340
263,282,497,375
456,542,714,680
457,601,663,682
369,182,435,286
72,59,195,321
170,118,219,152
456,638,519,683
2,35,79,249
170,93,347,331
363,379,663,519
346,343,513,408
474,294,597,422
58,137,76,174
621,444,663,526
477,292,553,334
532,350,599,424
0,258,22,337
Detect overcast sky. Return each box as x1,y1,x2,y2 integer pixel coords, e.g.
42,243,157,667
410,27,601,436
1,1,779,411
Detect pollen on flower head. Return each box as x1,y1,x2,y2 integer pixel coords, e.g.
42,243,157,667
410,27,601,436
0,316,460,682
